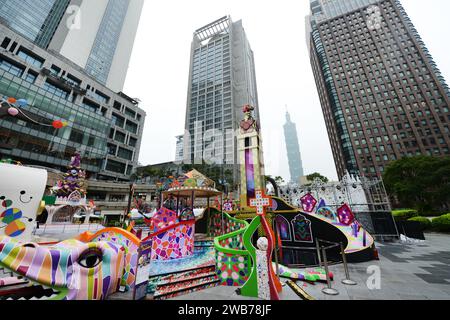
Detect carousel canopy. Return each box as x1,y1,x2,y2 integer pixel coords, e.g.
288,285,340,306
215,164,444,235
162,187,222,198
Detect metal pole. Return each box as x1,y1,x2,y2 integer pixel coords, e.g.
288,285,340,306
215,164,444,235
316,240,323,268
321,246,339,296
340,242,357,285
273,218,280,278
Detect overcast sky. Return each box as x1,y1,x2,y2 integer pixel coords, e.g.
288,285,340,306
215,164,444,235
123,0,450,182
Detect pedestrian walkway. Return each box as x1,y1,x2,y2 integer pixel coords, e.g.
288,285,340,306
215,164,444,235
174,233,450,300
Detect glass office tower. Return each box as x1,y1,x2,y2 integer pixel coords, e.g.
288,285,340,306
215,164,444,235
307,0,450,178
0,0,70,48
85,0,130,85
184,16,260,183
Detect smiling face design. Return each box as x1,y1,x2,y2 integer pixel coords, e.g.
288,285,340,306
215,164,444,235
0,164,47,241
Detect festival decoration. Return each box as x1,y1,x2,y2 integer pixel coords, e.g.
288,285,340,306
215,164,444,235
240,190,281,300
0,228,141,300
300,193,317,213
0,95,67,129
0,163,47,241
52,151,87,198
337,203,355,226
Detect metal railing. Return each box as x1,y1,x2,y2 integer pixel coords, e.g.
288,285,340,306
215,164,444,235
33,223,104,235
274,238,358,296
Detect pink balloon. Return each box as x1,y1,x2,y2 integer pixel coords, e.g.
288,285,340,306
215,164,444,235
8,107,19,116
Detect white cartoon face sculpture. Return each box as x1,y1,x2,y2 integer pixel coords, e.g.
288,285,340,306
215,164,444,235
0,163,47,241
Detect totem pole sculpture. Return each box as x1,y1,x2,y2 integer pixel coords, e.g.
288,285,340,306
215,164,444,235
237,105,282,300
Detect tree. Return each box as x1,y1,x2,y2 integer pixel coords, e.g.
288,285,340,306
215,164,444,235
306,172,329,183
383,156,450,213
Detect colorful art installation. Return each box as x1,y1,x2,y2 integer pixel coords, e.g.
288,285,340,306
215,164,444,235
256,237,271,300
300,193,318,213
0,228,141,300
317,206,337,221
274,263,333,282
337,203,355,226
52,151,87,198
0,95,68,129
0,163,47,241
149,222,194,261
151,207,178,232
291,214,313,243
240,190,282,300
216,251,249,287
275,215,291,241
85,228,141,290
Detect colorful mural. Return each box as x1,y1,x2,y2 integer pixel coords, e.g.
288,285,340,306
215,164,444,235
152,207,178,232
291,214,313,243
150,222,195,261
216,251,249,287
275,215,291,241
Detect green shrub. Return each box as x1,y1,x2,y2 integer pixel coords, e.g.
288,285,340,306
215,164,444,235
392,209,419,221
408,217,432,230
419,212,445,218
431,214,450,232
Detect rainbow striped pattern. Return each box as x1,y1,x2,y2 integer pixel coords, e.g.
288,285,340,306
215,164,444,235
0,236,125,300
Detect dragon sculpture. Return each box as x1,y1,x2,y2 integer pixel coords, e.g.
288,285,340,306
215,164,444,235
0,228,140,300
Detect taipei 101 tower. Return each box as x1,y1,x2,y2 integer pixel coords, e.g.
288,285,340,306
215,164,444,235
283,110,304,183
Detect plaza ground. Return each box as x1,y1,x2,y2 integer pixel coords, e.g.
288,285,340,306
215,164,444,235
173,232,450,300
32,229,450,300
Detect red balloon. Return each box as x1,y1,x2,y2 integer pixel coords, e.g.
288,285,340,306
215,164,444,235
7,97,16,104
52,120,63,129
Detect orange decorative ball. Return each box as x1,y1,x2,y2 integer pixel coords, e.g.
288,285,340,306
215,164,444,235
52,120,64,129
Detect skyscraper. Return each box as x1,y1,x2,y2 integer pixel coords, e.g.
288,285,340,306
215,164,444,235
184,16,260,182
0,0,71,48
284,111,304,183
307,0,450,179
0,0,144,91
0,1,145,181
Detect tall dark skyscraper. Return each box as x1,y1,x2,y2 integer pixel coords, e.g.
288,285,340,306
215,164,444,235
283,111,304,183
307,0,450,178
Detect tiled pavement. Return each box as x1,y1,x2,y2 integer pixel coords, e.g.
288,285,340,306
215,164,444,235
174,233,450,300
